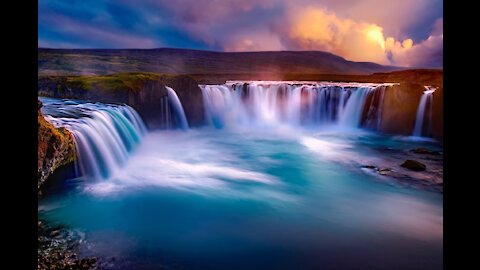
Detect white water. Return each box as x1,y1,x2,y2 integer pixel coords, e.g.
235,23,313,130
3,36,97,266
363,87,386,130
41,98,147,180
166,86,189,130
200,81,389,129
339,87,375,127
413,86,436,137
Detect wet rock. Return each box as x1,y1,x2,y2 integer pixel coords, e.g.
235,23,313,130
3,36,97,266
400,160,426,171
38,219,97,270
362,165,377,169
378,168,392,175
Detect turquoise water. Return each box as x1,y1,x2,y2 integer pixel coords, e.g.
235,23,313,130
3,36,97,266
39,127,442,269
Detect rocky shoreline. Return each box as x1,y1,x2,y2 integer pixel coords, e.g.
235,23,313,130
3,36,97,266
361,147,443,193
38,220,98,270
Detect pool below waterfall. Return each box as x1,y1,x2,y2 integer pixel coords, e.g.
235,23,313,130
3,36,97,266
39,82,442,269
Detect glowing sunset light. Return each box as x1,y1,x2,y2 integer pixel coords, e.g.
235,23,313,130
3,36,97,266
366,25,386,51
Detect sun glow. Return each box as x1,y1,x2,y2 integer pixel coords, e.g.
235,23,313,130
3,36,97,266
366,25,386,51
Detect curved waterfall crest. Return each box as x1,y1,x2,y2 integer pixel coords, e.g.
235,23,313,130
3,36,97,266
40,98,147,181
200,81,390,129
159,86,190,130
165,86,190,130
413,86,436,137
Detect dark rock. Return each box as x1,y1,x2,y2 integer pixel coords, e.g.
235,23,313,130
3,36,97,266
400,160,426,171
362,165,377,169
38,220,97,270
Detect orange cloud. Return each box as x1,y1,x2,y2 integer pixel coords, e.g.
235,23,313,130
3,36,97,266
284,7,389,64
275,7,442,67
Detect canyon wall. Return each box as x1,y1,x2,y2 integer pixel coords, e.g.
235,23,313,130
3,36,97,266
378,83,443,140
38,73,205,129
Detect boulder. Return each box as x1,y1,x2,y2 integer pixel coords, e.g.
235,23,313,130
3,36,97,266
400,160,426,171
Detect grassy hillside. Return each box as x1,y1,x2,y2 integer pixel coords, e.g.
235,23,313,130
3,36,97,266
38,48,403,76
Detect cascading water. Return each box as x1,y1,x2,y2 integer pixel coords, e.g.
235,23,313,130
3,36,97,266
39,84,443,270
413,86,436,137
200,81,390,129
40,98,147,180
161,87,190,130
338,87,375,127
363,86,386,130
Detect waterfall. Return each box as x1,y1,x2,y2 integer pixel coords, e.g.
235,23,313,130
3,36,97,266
363,86,386,130
200,82,390,129
40,98,147,180
413,86,436,137
165,86,189,130
339,87,374,127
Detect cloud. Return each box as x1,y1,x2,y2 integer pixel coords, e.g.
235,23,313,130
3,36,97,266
45,16,159,48
385,19,443,67
310,0,442,40
277,7,389,64
38,0,443,67
269,7,443,67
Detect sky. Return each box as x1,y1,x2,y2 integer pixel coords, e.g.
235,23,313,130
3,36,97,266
38,0,443,68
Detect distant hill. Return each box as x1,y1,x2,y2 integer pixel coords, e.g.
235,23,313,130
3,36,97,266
38,48,404,76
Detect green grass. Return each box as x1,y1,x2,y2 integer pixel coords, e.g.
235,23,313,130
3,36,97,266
69,73,159,92
39,72,194,93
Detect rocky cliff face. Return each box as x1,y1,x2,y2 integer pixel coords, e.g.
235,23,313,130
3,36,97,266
38,73,205,129
38,100,76,195
379,83,425,136
431,87,443,140
377,83,443,140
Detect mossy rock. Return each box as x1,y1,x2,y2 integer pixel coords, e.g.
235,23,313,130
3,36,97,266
38,101,76,195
